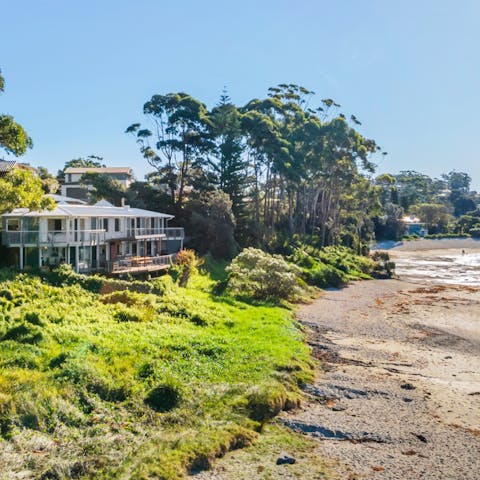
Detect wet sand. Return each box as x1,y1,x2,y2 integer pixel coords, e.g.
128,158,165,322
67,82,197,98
194,240,480,479
284,279,480,479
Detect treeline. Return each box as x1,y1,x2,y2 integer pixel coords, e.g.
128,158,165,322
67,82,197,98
3,71,479,255
374,170,480,239
122,84,385,256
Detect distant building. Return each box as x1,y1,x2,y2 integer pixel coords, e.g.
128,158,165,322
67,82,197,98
402,215,427,236
0,160,16,176
1,196,184,275
61,167,134,201
0,160,36,176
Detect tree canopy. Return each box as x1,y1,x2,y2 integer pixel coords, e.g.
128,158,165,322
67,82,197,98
0,69,33,157
0,169,55,214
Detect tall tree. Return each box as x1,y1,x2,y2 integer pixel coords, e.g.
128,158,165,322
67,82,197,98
0,69,33,156
37,166,60,194
207,91,247,216
126,93,213,212
80,172,125,205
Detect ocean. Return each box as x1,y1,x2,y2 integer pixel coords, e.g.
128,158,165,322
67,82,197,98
390,249,480,286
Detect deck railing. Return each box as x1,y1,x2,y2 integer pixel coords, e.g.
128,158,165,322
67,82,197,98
2,227,184,245
127,227,185,239
2,229,106,245
108,253,176,273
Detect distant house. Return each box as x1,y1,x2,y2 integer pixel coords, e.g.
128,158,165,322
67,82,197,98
0,160,16,176
0,160,36,176
61,167,134,201
1,196,184,274
402,215,427,236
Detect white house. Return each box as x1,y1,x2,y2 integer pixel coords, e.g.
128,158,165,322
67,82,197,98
61,167,134,201
1,196,184,274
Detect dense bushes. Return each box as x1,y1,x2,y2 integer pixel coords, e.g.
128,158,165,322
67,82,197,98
144,383,182,412
226,248,305,302
289,245,376,288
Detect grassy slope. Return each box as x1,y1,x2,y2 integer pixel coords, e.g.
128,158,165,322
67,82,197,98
0,268,314,479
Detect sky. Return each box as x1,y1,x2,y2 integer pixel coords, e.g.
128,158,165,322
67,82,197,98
1,0,479,190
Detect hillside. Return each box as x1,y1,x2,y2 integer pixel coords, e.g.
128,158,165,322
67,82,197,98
0,267,314,479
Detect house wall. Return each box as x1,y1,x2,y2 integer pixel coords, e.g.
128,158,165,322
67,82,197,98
2,211,181,272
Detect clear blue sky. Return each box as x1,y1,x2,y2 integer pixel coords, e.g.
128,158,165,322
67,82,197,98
1,0,479,189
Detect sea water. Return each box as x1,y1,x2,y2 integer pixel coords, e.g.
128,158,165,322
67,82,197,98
391,250,480,286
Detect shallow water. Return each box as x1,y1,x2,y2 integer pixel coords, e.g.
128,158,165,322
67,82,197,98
391,250,480,286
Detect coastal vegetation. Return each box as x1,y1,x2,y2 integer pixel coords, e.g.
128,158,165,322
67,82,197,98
0,244,386,478
0,264,313,478
0,66,477,479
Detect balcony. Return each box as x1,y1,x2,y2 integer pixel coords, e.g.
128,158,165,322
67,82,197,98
107,253,176,274
2,229,106,245
124,227,185,240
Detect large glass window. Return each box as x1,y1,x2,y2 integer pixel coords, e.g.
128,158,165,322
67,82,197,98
115,218,120,231
6,219,20,231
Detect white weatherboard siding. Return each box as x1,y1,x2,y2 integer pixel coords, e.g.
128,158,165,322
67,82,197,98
1,200,184,273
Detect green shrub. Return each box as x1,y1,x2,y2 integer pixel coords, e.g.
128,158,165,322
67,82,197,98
226,248,305,302
144,383,182,412
371,251,396,277
246,382,287,425
0,393,15,438
0,289,14,301
170,249,202,288
2,322,44,344
288,245,374,288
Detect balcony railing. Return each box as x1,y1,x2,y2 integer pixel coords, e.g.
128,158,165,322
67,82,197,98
108,254,176,273
2,230,106,245
2,227,184,245
126,227,184,239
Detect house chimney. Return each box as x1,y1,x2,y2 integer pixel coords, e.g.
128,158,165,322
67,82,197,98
121,197,125,207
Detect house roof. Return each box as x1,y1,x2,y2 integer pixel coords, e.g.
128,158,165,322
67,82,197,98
402,215,423,224
64,167,133,175
46,194,87,205
0,160,16,173
4,201,174,219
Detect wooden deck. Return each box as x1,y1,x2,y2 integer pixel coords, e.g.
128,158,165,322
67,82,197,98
108,254,175,274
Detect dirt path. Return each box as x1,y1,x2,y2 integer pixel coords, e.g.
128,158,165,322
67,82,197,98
281,279,480,479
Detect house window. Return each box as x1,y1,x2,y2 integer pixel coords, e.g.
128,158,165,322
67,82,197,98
136,218,141,228
103,219,109,232
6,219,20,231
54,219,62,231
115,218,120,232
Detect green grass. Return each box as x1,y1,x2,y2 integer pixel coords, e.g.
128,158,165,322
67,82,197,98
0,267,314,479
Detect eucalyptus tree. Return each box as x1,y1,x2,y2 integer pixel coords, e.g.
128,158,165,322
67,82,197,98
126,93,213,212
394,171,436,210
242,84,379,246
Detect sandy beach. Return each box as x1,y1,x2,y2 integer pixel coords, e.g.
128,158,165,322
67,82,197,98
280,241,480,479
194,240,480,479
286,278,480,479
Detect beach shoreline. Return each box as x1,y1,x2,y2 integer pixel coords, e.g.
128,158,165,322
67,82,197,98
283,277,480,479
192,241,480,479
373,237,480,251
